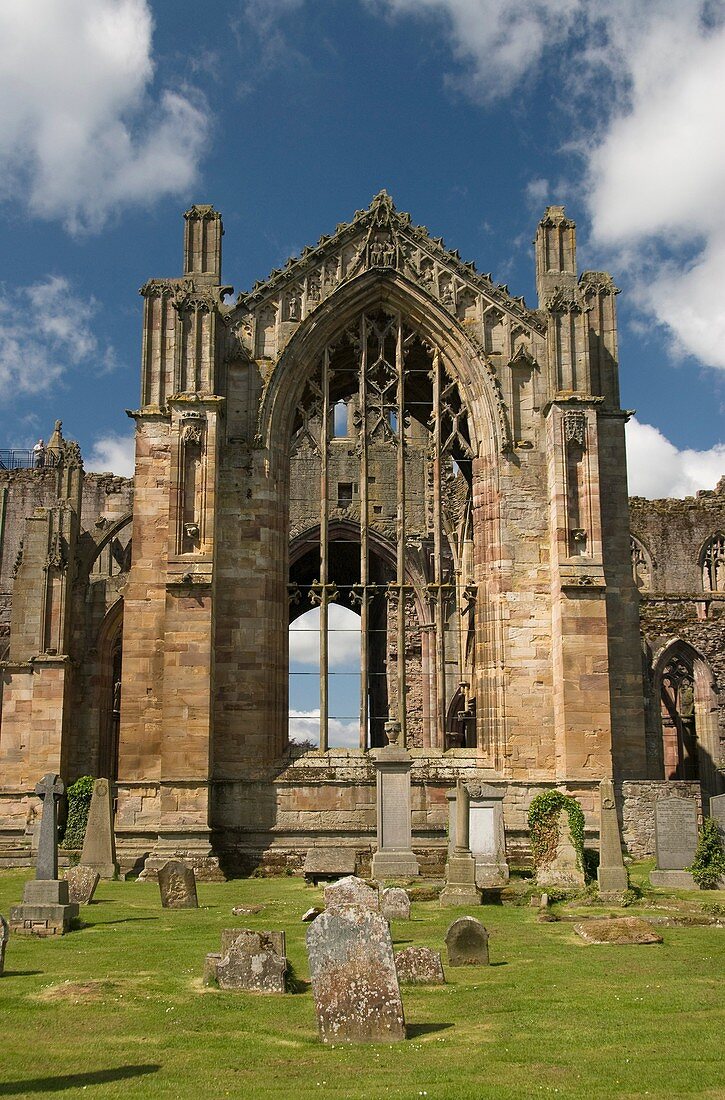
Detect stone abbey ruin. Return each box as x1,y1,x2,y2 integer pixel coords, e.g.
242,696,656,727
0,193,723,877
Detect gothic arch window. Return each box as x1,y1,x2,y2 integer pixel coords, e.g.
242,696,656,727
630,535,653,591
701,533,725,592
287,307,476,753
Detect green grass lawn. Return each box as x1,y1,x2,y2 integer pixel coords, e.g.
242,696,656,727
0,868,723,1100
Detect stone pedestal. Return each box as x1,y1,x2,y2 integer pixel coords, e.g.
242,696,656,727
10,878,78,936
371,745,419,881
440,781,482,907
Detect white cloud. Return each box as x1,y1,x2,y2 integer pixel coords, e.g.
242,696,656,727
375,1,725,376
86,432,135,477
288,708,360,749
0,0,209,233
289,604,361,669
376,0,583,101
0,276,115,399
626,417,725,498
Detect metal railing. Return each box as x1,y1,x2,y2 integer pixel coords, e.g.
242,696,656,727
0,450,62,470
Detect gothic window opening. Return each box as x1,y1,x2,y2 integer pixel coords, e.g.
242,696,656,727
631,536,652,591
660,653,699,781
288,307,476,752
701,533,725,592
332,400,349,438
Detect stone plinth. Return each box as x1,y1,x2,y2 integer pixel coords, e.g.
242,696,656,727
10,879,78,936
371,745,419,880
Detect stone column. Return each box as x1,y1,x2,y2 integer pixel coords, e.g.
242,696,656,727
440,780,481,907
370,727,419,880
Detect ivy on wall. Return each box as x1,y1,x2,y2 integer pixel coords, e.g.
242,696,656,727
528,791,585,873
60,776,94,850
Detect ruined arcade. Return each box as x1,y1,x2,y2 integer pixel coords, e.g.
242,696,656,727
1,193,722,876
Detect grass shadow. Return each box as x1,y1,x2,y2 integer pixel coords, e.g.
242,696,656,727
0,1064,161,1095
1,969,43,977
406,1023,454,1038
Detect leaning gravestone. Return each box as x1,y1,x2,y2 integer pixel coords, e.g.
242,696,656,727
395,946,445,985
650,797,698,889
535,809,585,889
10,774,79,936
324,875,379,912
306,906,406,1043
0,915,8,975
158,860,198,909
216,931,287,993
381,887,410,921
445,916,490,966
80,778,118,879
64,865,100,905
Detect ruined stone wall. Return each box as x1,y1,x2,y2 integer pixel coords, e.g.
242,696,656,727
631,480,725,787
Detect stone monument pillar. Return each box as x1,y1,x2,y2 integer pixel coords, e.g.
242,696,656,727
371,723,419,881
440,781,482,907
596,779,628,898
80,778,119,879
10,774,79,936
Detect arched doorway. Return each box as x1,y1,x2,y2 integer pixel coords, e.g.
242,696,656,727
654,639,721,807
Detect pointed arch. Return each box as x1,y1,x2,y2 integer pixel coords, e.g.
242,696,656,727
254,268,510,463
652,637,721,807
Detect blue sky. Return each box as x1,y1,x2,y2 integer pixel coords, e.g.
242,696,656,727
1,0,724,498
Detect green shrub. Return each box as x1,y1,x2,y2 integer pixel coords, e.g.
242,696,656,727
60,776,94,850
687,818,725,889
528,791,586,875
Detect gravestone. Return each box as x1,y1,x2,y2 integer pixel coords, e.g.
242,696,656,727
709,794,725,844
597,779,628,898
306,906,406,1043
440,781,482,906
381,887,410,921
535,809,585,888
64,865,100,905
220,927,285,957
395,946,445,985
0,915,8,975
469,783,509,887
158,860,198,908
650,797,698,889
324,875,379,911
79,778,118,879
303,847,356,884
371,734,419,880
215,930,287,993
445,916,490,966
9,774,79,936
